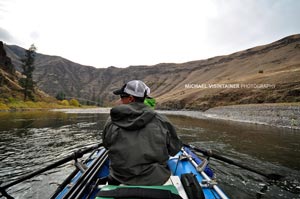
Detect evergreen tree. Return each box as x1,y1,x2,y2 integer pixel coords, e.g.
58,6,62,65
56,91,66,100
20,44,37,101
97,98,103,107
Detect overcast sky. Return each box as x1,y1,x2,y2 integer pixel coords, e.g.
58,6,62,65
1,0,300,68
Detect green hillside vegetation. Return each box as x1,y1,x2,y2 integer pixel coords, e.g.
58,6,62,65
0,97,83,111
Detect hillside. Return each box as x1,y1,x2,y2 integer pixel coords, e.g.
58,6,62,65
0,41,53,103
4,34,300,110
0,41,20,99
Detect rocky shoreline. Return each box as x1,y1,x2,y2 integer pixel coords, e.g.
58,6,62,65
204,103,300,130
51,103,300,130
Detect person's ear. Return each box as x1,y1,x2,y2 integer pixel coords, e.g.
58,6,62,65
128,95,135,102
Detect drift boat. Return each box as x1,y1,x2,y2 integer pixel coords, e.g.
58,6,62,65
1,143,284,199
50,145,229,199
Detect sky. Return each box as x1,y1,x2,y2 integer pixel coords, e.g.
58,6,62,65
0,0,300,68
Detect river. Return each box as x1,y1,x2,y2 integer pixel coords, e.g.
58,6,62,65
0,109,299,199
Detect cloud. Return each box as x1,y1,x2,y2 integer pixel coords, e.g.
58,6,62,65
264,0,300,36
205,0,300,55
30,31,40,40
1,0,299,67
0,27,15,43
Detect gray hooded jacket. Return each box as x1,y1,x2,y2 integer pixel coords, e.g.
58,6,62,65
102,102,182,185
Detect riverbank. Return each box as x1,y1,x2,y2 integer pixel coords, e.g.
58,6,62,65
204,103,300,130
0,99,98,112
51,107,111,114
51,103,300,130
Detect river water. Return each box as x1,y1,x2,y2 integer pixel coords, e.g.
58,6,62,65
0,109,300,199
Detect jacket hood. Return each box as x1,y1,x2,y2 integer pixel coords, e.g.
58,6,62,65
110,102,156,130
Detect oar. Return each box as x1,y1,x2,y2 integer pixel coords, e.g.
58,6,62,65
0,143,103,195
184,144,284,181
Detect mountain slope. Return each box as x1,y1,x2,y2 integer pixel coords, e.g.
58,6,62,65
4,34,300,110
154,35,300,109
0,41,51,102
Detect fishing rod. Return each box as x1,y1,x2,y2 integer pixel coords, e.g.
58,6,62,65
184,144,284,181
0,143,103,198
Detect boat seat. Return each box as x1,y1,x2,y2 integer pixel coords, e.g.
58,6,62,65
96,184,182,199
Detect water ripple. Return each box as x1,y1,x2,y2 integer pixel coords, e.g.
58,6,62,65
1,111,300,199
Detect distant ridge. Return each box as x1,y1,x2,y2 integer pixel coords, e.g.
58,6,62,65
4,34,300,110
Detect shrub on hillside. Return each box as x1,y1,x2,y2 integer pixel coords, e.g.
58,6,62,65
60,100,70,106
0,102,9,110
69,99,80,107
8,97,18,103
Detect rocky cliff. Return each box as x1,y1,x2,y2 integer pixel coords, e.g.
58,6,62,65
3,34,300,109
0,41,22,99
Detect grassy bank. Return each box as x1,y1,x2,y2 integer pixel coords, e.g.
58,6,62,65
0,98,96,111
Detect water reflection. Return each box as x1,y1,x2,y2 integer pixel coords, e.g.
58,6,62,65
168,115,300,170
167,114,300,199
0,111,108,179
0,111,73,131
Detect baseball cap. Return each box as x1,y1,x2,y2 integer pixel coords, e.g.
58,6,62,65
113,80,150,98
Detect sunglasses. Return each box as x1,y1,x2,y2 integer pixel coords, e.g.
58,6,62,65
120,94,130,98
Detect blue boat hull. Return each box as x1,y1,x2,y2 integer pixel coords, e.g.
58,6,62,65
54,146,229,199
168,147,228,199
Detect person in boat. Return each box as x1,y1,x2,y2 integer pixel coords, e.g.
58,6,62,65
102,80,182,186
